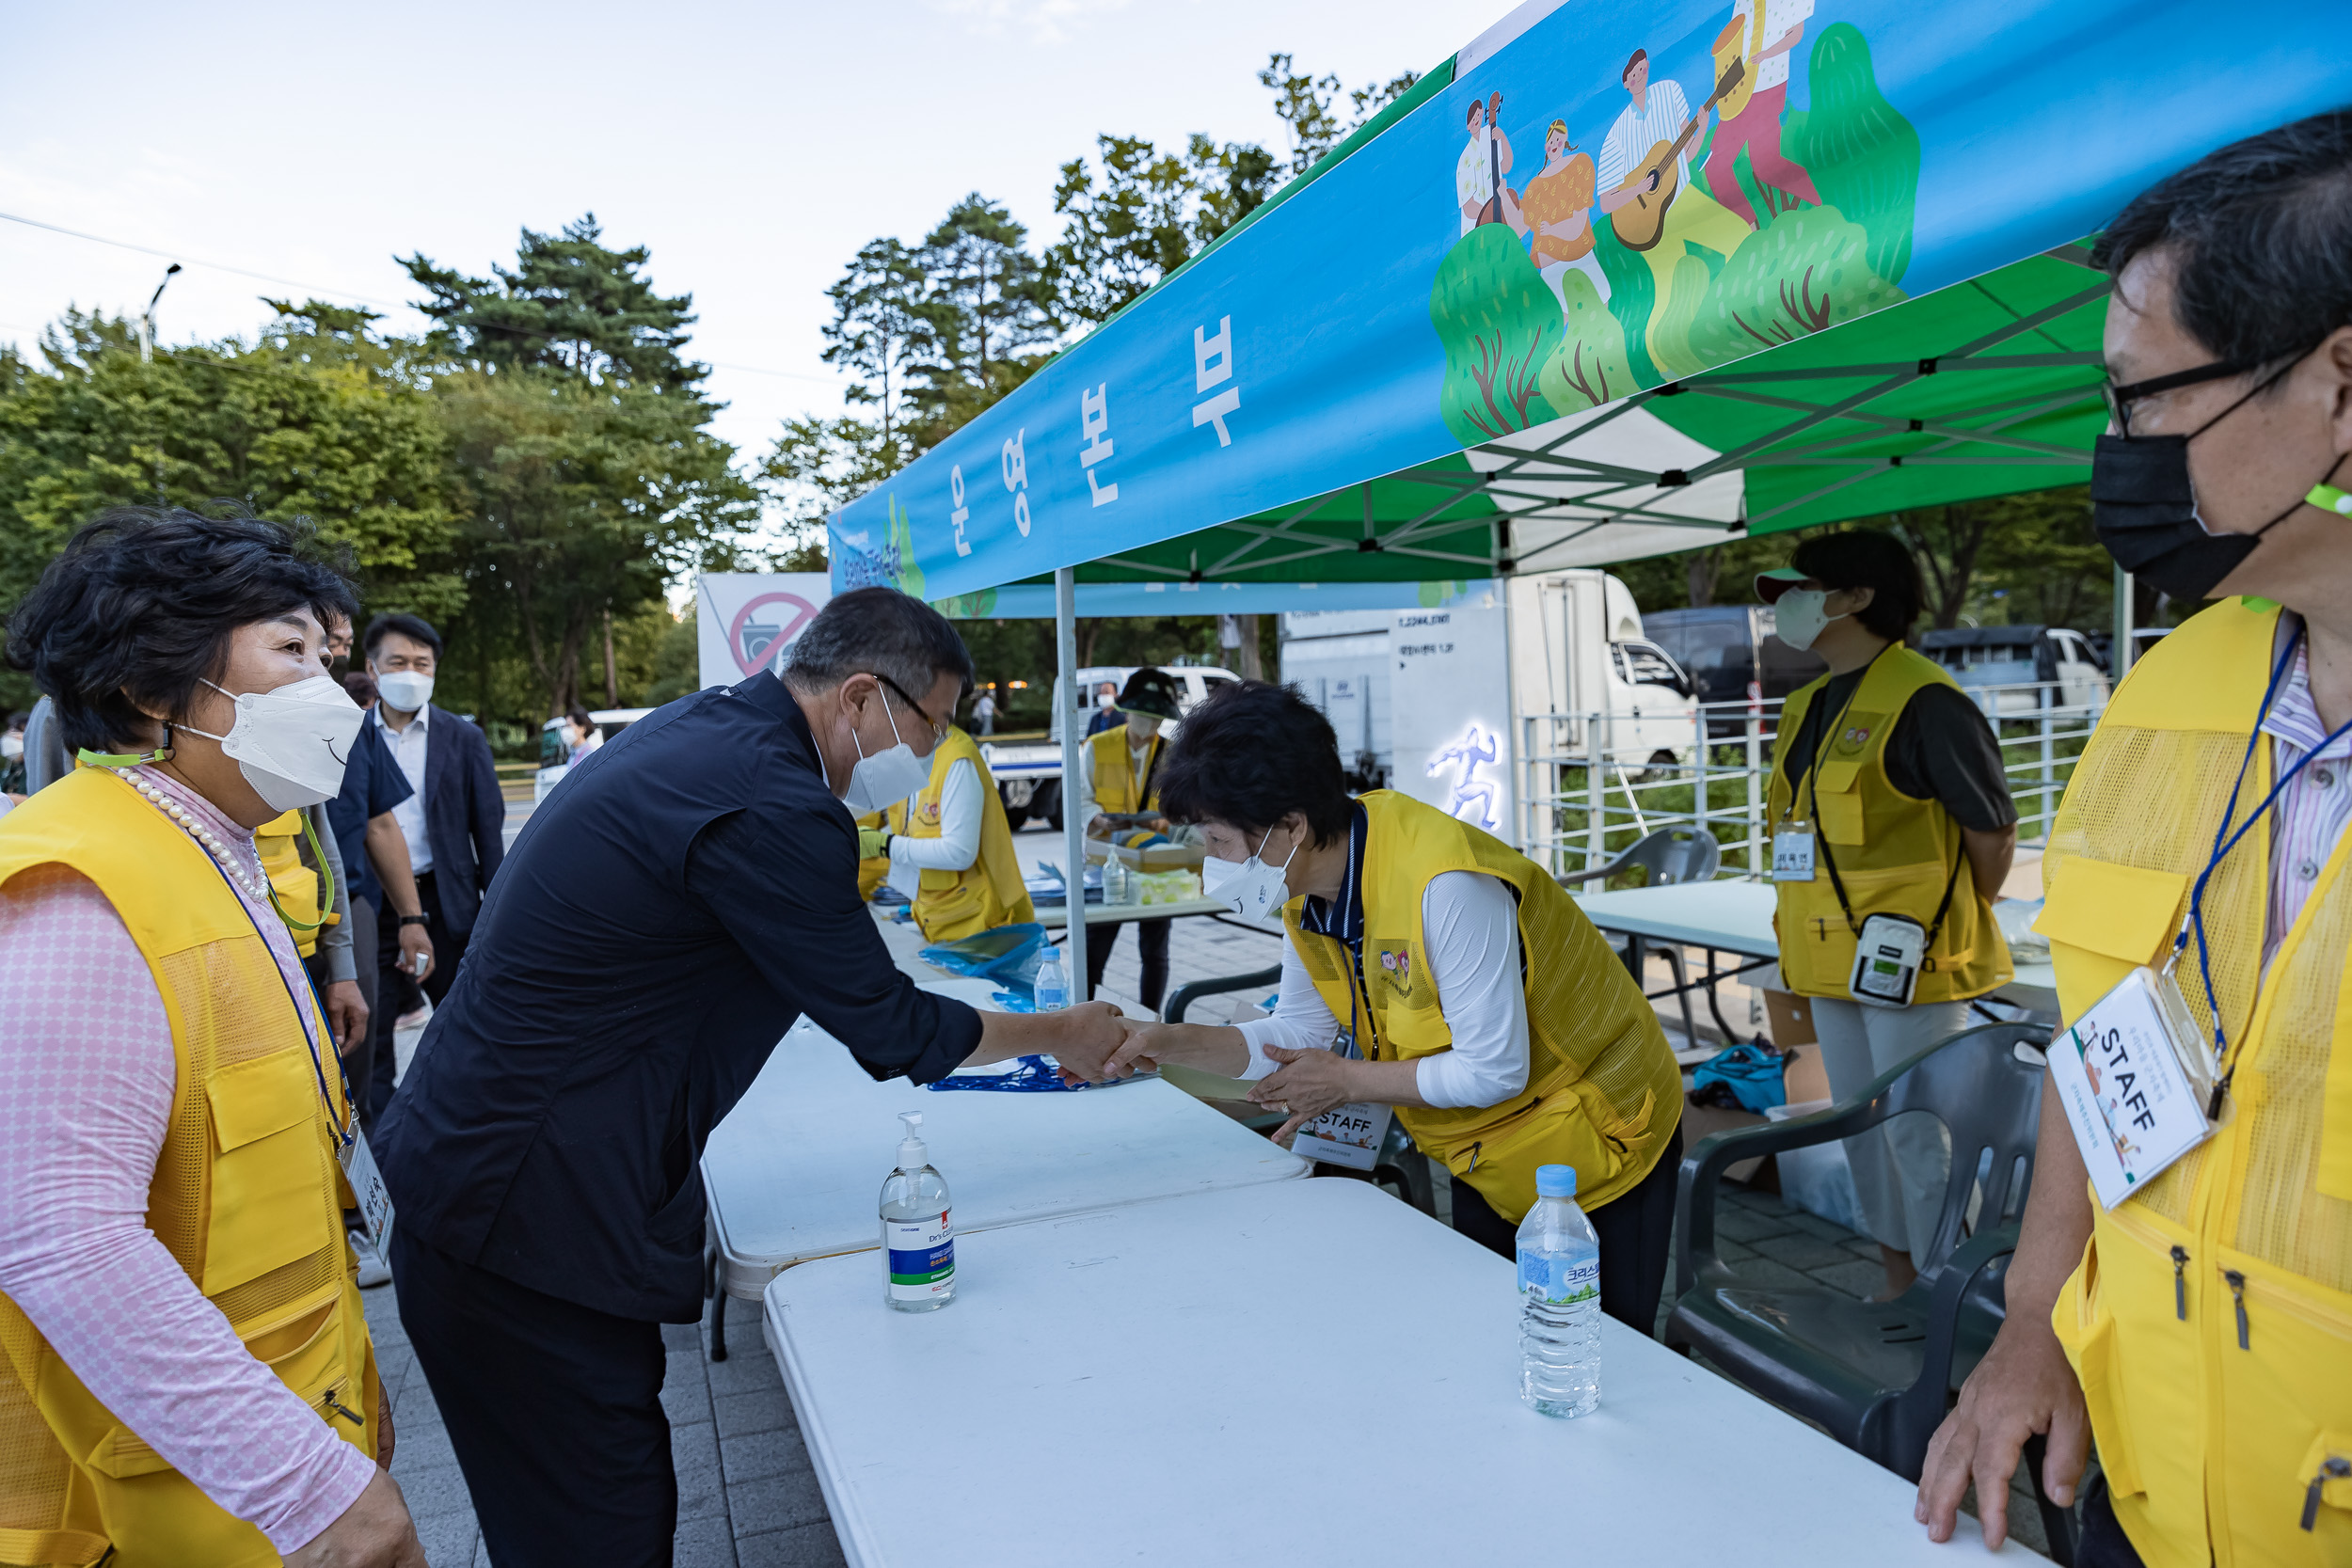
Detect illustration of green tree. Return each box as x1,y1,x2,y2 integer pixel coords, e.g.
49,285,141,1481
1785,24,1920,287
1538,272,1634,414
1591,225,1661,387
887,492,926,598
1647,254,1717,381
1429,227,1564,443
1685,205,1904,367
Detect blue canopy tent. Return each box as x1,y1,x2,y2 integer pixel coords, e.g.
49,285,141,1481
833,0,2352,994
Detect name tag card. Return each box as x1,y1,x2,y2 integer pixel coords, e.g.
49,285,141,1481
1293,1102,1394,1171
340,1127,395,1244
1772,823,1816,882
2049,966,2215,1209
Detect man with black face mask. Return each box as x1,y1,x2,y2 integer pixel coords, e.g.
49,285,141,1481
1918,111,2352,1566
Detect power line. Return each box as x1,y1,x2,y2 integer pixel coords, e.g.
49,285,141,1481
0,208,844,388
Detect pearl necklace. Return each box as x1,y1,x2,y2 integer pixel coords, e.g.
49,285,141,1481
112,768,269,903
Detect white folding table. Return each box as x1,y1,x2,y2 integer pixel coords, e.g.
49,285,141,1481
1571,880,2061,1021
699,1001,1308,1354
763,1178,2039,1566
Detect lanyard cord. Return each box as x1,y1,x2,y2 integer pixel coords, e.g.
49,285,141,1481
2179,626,2352,1079
192,841,358,1150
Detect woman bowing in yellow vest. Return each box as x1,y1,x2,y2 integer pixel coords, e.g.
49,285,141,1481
1923,112,2352,1567
1755,531,2017,1301
1076,667,1184,1012
871,704,1033,942
0,508,422,1567
1101,681,1685,1330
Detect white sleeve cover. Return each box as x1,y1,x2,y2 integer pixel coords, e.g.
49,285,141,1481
888,758,983,873
1073,738,1103,830
1232,929,1343,1077
1411,870,1532,1109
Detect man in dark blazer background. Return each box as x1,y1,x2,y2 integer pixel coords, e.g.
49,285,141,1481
363,611,504,1117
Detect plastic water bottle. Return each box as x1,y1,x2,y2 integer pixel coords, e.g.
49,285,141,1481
1034,949,1069,1012
880,1112,954,1311
1517,1164,1601,1417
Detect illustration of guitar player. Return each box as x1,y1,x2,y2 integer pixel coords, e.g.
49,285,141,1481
1704,0,1822,228
1597,47,1745,251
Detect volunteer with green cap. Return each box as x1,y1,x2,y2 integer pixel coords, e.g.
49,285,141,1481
1756,531,2017,1300
1075,667,1184,1013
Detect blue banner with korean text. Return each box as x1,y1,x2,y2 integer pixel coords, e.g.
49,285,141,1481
832,0,2351,601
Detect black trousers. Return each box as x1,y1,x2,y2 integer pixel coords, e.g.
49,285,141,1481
1447,1122,1683,1334
1084,916,1171,1012
389,1227,675,1568
2076,1477,2142,1568
371,870,469,1120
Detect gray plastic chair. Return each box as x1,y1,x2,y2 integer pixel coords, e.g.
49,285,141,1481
1554,827,1723,1047
24,696,69,794
1662,1020,2074,1555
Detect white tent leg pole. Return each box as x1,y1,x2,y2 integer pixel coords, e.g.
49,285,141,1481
2112,564,2136,683
1056,567,1090,1003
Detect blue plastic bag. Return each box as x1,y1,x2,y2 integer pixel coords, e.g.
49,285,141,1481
1690,1041,1788,1115
917,922,1046,980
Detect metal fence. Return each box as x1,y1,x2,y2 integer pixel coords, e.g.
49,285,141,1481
1518,680,2106,879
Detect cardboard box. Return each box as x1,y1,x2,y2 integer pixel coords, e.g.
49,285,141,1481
1764,988,1818,1048
1084,836,1206,871
1782,1042,1830,1106
1678,1099,1772,1185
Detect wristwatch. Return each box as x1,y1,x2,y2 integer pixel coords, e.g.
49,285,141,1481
398,914,431,928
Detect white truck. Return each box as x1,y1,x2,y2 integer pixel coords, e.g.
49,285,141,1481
980,663,1242,831
1280,572,1699,842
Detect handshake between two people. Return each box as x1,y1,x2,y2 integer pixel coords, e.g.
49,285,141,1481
1052,1015,1362,1142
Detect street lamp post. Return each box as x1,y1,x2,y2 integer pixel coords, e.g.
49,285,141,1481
136,262,182,362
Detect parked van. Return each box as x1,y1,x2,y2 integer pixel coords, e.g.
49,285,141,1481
1917,626,2108,713
534,707,654,801
1645,605,1828,736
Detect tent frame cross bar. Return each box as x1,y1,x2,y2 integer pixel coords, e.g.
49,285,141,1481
1681,282,2110,485
1692,349,2104,385
1473,394,1663,484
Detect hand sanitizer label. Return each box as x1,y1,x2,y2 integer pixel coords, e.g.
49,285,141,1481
885,1212,955,1302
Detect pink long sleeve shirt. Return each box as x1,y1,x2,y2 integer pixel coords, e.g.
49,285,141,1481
0,767,377,1555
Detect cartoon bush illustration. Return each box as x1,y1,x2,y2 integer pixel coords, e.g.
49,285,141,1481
1786,23,1920,287
1592,225,1661,387
1685,205,1903,365
1539,272,1634,414
1647,254,1717,381
1429,226,1564,442
888,493,925,598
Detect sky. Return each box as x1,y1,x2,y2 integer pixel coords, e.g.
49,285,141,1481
1,0,1477,483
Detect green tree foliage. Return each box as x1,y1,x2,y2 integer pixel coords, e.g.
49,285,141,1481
822,237,931,448
1684,206,1904,365
1538,272,1633,413
1430,227,1562,442
1257,54,1420,176
908,195,1055,442
761,412,904,563
1785,24,1920,288
434,368,757,716
402,214,707,392
0,309,459,631
1046,133,1279,326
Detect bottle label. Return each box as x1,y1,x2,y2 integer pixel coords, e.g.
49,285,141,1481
886,1211,955,1301
1518,1249,1598,1307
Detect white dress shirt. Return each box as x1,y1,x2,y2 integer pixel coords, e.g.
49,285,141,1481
886,758,983,898
1235,869,1532,1109
375,704,432,876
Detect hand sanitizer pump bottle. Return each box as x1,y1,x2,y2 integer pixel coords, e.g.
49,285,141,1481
880,1112,955,1311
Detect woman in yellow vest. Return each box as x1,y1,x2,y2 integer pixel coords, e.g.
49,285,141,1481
1922,112,2352,1566
1102,681,1686,1329
868,714,1033,942
1755,531,2016,1301
0,507,421,1566
1077,667,1184,1012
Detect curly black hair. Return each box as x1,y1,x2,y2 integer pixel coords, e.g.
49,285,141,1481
4,507,358,755
1154,679,1355,847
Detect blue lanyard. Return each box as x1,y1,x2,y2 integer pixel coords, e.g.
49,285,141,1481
2177,626,2352,1077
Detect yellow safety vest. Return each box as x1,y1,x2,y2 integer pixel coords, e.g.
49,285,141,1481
0,768,377,1568
1766,644,2010,1004
1087,725,1162,816
253,809,329,959
889,729,1034,943
2041,600,2352,1568
854,811,891,901
1284,791,1682,1221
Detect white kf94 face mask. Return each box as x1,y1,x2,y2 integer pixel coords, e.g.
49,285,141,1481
840,685,932,815
1201,826,1298,923
180,674,365,812
1771,588,1846,652
374,669,435,712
